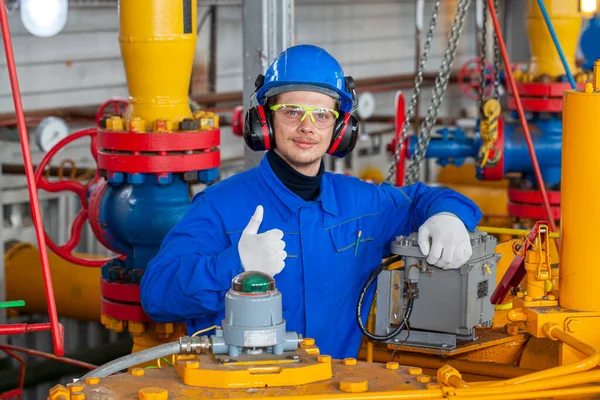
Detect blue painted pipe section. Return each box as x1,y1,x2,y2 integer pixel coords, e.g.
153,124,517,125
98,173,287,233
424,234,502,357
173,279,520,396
502,116,562,187
96,173,202,282
407,116,563,187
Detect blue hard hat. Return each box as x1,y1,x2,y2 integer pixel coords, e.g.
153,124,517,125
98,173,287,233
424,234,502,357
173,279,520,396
255,44,355,113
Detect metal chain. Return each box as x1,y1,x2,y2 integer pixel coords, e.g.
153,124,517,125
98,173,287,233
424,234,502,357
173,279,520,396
492,0,500,99
404,0,472,185
479,0,488,107
385,0,442,184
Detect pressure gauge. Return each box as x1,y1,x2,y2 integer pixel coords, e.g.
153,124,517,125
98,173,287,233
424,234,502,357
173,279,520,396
35,116,69,153
357,92,375,120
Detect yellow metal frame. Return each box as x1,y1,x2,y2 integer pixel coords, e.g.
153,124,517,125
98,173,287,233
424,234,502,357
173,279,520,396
174,348,333,389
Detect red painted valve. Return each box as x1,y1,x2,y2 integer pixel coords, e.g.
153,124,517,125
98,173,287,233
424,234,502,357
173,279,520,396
34,128,119,267
458,57,495,101
95,98,129,126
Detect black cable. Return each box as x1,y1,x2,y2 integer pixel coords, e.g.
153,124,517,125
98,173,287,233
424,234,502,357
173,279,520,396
356,255,416,341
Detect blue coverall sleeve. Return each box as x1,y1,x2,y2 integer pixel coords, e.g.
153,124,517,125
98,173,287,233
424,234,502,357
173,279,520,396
379,181,482,254
140,193,244,323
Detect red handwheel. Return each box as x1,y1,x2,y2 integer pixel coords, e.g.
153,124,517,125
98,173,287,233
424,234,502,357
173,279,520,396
458,57,495,101
34,128,118,267
95,98,129,126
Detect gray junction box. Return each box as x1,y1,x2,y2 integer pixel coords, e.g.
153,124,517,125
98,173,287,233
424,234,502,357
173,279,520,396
375,231,500,350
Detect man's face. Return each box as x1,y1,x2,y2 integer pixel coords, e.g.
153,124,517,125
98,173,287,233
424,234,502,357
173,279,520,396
271,91,337,173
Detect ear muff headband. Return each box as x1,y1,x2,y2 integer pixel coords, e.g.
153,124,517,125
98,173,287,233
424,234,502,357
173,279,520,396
257,105,271,150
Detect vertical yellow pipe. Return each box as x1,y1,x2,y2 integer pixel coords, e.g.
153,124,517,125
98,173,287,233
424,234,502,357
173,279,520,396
525,0,581,79
559,74,600,311
594,60,600,89
119,0,197,127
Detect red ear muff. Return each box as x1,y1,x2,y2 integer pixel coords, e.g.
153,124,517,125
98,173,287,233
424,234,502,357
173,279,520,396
243,105,275,151
327,111,359,158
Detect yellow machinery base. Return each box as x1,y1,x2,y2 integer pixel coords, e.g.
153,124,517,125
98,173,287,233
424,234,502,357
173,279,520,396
51,359,437,399
174,349,333,389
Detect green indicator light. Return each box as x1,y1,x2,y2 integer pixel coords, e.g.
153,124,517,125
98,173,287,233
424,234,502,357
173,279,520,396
242,274,271,293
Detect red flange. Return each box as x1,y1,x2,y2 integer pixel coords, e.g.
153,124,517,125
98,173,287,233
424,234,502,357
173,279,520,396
507,187,561,220
507,202,561,220
101,279,141,303
101,298,151,322
506,81,584,113
101,278,149,322
98,130,220,152
506,97,564,113
98,150,220,174
508,188,561,204
508,82,581,97
97,129,221,173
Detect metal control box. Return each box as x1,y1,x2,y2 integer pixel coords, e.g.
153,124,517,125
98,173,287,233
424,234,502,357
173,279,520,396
375,231,499,350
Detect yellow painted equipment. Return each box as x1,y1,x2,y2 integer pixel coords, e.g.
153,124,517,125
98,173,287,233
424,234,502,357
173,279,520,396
37,0,600,397
120,0,196,126
525,0,580,79
5,242,101,321
559,76,600,312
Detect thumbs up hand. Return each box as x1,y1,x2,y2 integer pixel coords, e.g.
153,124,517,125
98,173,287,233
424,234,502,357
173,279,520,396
238,205,287,276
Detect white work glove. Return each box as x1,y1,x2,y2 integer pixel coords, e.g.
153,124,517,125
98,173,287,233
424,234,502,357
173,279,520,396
238,205,287,276
417,213,472,270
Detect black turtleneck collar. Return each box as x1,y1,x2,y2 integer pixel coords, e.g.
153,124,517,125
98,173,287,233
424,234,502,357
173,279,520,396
267,150,324,201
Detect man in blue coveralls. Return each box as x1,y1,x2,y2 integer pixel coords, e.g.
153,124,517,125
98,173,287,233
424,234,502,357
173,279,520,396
140,44,482,360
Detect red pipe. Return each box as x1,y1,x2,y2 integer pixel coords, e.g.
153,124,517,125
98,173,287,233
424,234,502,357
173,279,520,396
0,389,22,400
0,347,25,399
486,0,558,238
0,344,97,370
0,0,64,356
394,91,407,186
0,323,53,335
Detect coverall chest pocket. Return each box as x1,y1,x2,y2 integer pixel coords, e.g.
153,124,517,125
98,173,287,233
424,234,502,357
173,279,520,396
327,215,378,306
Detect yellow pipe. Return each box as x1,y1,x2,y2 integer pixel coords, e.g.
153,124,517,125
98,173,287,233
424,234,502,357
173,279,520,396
120,0,197,127
477,226,560,239
4,242,100,321
524,250,547,300
186,370,600,400
449,370,600,397
457,386,600,400
525,0,581,79
560,69,600,312
475,324,599,388
231,391,444,400
360,348,538,379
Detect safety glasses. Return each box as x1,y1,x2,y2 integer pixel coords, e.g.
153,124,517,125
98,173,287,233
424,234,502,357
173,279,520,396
269,104,339,129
